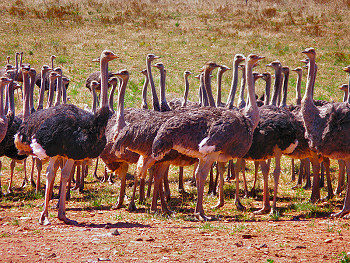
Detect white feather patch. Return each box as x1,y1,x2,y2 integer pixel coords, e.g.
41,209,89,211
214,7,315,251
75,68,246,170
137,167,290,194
198,137,216,155
30,138,49,160
283,139,299,154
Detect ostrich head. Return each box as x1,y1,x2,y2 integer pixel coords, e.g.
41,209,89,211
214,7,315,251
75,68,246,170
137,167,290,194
0,76,12,86
152,62,164,70
219,65,231,74
147,54,160,62
343,65,350,73
115,69,129,81
292,67,302,74
262,72,271,81
234,54,245,64
108,77,118,87
340,84,348,91
302,47,316,59
253,72,263,82
90,80,100,91
140,69,148,76
282,66,289,75
184,70,193,77
101,50,118,62
248,54,265,66
266,60,281,70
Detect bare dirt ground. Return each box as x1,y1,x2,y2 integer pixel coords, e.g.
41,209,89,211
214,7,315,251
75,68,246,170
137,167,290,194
1,173,350,263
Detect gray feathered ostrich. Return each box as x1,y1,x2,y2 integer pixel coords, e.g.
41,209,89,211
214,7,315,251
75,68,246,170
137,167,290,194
152,55,263,220
301,47,350,217
15,50,117,225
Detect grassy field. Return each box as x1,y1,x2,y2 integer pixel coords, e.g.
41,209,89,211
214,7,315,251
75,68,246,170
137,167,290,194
0,0,350,217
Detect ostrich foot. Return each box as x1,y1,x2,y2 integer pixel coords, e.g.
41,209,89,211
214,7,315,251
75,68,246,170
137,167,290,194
108,177,114,185
253,206,271,215
211,201,224,209
194,212,212,222
235,200,246,211
30,180,36,187
178,189,189,196
322,193,334,201
39,212,50,225
188,178,196,187
250,188,256,198
270,207,279,216
309,195,320,204
303,182,311,190
331,209,350,218
21,179,29,188
58,214,78,225
128,201,137,212
243,190,249,198
291,184,301,190
112,202,124,210
6,188,12,195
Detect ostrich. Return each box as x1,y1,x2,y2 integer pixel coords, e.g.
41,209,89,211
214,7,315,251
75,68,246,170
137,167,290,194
151,55,264,220
0,77,10,143
0,72,27,195
300,47,350,217
15,50,117,225
168,70,195,109
301,48,350,217
37,65,52,110
153,62,171,112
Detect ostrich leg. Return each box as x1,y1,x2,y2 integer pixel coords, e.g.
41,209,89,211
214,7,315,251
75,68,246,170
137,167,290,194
211,161,226,209
35,159,43,193
250,161,259,197
336,160,346,195
39,156,59,225
271,148,282,214
309,153,321,203
331,158,350,218
234,158,245,211
291,159,295,182
112,163,128,209
254,160,271,214
57,159,77,224
7,160,16,194
322,157,334,200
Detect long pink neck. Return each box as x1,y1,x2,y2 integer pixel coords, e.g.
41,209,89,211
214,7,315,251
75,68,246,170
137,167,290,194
100,58,109,108
22,72,30,120
245,61,259,129
147,59,160,111
38,70,47,110
203,68,216,107
182,75,189,107
116,78,127,131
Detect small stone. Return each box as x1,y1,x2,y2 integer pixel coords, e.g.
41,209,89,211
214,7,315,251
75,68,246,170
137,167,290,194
98,258,111,261
146,237,155,242
258,243,268,249
242,234,252,239
324,239,332,243
136,238,143,241
234,241,243,247
44,252,56,258
295,245,306,249
111,229,120,236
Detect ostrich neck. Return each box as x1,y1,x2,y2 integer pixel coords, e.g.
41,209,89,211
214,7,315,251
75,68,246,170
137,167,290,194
100,59,109,108
245,63,259,129
4,85,9,114
54,75,62,106
109,83,117,113
270,67,282,106
200,74,209,106
147,60,160,111
15,55,19,75
226,60,240,108
159,68,170,111
182,75,189,107
343,89,348,103
116,78,127,131
348,74,350,103
23,73,30,120
216,70,223,106
264,78,271,105
311,64,317,97
29,74,36,111
47,78,55,108
0,84,5,118
92,87,98,113
8,82,15,114
280,71,289,107
237,69,246,109
37,70,47,110
141,76,149,109
62,83,67,104
204,69,216,107
296,73,302,106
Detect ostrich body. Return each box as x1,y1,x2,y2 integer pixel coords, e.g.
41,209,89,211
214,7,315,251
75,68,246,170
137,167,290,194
15,50,117,225
152,55,263,220
301,47,350,217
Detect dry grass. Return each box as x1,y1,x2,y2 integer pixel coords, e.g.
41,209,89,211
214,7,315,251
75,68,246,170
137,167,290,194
0,0,350,219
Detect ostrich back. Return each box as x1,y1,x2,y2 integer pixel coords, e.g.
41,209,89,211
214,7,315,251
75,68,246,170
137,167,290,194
316,102,350,159
152,107,254,161
244,105,298,160
16,104,109,160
